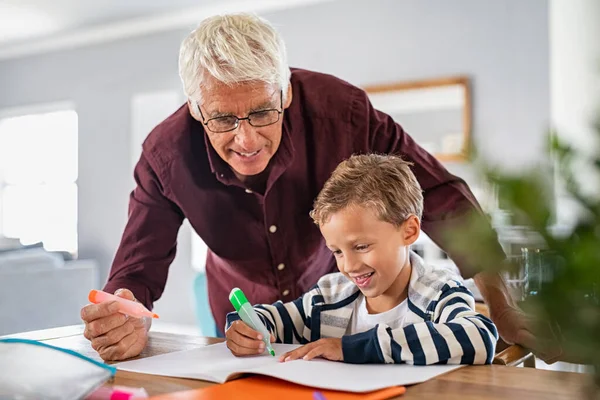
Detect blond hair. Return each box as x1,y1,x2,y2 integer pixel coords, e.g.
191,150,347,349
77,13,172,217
178,13,290,104
310,154,424,226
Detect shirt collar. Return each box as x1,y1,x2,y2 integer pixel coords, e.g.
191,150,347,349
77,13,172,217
203,127,229,180
407,251,463,313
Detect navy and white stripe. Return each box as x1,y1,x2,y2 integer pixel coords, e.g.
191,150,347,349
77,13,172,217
226,252,498,365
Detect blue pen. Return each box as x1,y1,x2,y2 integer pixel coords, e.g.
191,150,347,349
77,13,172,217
313,391,327,400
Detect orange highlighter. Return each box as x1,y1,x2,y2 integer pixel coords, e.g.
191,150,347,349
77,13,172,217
88,290,159,319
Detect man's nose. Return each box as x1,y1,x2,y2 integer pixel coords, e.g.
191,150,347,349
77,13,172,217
234,120,259,148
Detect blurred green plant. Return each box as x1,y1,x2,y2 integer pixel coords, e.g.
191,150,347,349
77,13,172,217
450,113,600,384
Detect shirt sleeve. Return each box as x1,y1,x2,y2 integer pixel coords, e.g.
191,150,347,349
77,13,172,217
349,87,505,277
103,151,184,310
341,282,498,365
225,285,321,345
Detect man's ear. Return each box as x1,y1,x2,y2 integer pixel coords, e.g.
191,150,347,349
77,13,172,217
402,215,421,246
283,83,293,109
188,99,202,122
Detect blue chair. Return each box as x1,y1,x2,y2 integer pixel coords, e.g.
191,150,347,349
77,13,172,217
193,272,217,337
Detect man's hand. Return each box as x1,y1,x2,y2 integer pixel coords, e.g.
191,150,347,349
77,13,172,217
225,320,275,356
490,301,564,363
81,289,150,361
279,338,343,362
475,271,563,363
488,300,536,348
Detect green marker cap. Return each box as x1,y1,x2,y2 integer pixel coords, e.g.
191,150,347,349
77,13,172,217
229,288,249,312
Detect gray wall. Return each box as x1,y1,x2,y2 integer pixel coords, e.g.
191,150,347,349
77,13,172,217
0,0,549,325
275,0,550,178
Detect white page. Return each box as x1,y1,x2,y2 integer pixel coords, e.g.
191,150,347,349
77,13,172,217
116,342,464,393
250,357,464,392
115,343,301,383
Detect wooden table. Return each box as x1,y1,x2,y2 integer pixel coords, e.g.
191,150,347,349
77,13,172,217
3,326,595,399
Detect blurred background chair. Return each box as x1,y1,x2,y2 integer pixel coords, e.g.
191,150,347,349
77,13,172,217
193,272,217,337
494,344,536,367
0,247,98,336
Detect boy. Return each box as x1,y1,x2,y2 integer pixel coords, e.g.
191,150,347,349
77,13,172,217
225,154,497,365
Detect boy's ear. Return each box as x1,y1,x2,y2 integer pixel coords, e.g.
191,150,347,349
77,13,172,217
402,215,421,245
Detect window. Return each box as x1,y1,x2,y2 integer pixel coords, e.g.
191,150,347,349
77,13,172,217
0,107,78,254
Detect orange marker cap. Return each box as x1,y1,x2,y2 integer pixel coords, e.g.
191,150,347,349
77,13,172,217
88,289,100,303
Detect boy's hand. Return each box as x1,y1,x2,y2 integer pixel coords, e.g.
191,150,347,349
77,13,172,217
279,338,343,362
225,320,275,356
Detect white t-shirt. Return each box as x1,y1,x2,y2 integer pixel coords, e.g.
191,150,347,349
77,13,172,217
346,294,409,335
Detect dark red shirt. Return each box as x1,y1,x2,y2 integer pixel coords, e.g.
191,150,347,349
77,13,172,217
104,68,504,330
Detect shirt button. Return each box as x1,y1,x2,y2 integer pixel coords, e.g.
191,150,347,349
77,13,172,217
282,289,290,296
277,263,285,271
269,225,277,233
245,188,253,193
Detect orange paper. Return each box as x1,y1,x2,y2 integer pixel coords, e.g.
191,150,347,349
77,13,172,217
150,376,405,400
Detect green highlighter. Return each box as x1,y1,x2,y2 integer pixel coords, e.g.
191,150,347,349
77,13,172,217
229,287,276,357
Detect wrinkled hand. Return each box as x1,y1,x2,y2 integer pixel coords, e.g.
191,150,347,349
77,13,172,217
279,338,343,362
491,302,563,364
475,271,563,364
492,302,536,348
81,288,149,361
225,320,275,357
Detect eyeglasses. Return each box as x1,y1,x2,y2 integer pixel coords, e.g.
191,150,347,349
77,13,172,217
197,91,283,133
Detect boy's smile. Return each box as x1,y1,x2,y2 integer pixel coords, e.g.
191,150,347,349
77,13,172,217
319,205,419,313
352,271,375,288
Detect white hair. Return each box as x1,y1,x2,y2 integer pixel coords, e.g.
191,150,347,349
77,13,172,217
178,13,291,106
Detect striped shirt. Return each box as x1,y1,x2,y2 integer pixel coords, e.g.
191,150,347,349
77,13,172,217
226,252,498,365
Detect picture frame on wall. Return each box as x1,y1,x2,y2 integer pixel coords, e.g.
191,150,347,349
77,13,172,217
364,76,472,163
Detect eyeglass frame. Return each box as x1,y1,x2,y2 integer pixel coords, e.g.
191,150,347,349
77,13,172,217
196,90,283,133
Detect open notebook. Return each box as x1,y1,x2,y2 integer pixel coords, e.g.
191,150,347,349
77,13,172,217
116,342,463,393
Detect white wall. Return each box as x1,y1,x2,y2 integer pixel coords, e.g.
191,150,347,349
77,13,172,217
0,0,550,326
550,0,600,229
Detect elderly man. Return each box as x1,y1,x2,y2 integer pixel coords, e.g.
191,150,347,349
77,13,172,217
80,13,534,362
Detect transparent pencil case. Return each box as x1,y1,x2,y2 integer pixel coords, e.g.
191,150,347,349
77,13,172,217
0,338,116,400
